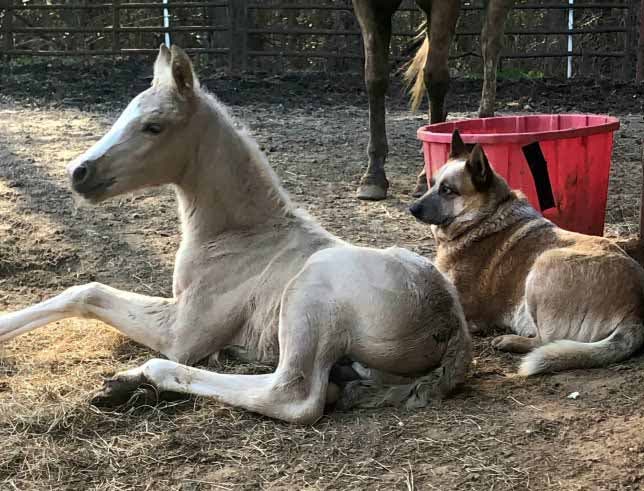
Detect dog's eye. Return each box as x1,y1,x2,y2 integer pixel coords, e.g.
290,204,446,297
439,183,454,195
143,123,162,135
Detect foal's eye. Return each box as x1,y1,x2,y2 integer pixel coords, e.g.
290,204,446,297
143,123,162,135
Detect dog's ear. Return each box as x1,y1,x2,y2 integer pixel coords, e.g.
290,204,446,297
466,144,493,191
449,129,467,158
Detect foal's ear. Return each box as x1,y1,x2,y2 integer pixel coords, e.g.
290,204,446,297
152,44,172,87
466,144,493,191
170,45,199,96
449,129,468,158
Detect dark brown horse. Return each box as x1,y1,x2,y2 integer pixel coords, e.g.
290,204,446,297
352,0,514,200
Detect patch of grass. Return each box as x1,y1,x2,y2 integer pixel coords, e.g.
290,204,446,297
497,68,544,81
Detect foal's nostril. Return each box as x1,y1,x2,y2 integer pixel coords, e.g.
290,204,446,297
72,163,90,184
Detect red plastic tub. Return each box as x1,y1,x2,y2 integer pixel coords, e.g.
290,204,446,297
417,114,620,236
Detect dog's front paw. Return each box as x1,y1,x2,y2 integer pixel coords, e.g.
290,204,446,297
90,373,157,408
491,335,516,352
491,334,536,354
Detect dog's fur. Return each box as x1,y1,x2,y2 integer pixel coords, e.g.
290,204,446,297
410,130,644,375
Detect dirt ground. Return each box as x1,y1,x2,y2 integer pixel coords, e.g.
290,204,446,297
1,60,644,490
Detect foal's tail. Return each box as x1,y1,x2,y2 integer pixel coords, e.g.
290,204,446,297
338,315,472,410
404,32,430,112
403,314,472,408
518,322,644,376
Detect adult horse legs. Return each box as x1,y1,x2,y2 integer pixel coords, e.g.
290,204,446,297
479,0,513,117
353,0,402,201
411,0,460,197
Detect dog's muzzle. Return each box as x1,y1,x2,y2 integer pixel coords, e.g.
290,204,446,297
409,202,424,220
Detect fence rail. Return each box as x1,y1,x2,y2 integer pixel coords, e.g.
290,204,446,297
0,0,641,80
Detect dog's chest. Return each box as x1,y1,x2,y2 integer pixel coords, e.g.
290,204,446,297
440,251,526,328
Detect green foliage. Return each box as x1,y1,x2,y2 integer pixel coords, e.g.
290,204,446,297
497,68,545,81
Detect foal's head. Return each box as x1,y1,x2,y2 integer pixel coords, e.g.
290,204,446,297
68,45,202,202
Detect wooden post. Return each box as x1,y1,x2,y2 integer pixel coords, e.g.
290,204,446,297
3,0,14,58
624,0,638,80
229,0,247,73
640,143,644,248
112,0,120,56
636,0,644,81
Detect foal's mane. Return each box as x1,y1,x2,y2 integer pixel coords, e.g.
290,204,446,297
198,89,298,220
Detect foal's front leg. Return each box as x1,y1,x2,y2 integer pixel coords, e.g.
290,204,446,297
93,275,345,424
0,283,176,355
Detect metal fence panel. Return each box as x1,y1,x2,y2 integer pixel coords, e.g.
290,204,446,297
0,0,639,79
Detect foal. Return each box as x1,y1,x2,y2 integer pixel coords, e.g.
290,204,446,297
0,46,470,423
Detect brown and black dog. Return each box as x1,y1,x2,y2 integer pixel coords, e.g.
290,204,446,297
410,130,644,376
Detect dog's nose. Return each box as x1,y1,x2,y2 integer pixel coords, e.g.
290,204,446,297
409,202,423,219
71,161,94,187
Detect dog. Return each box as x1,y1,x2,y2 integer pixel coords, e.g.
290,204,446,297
409,129,644,375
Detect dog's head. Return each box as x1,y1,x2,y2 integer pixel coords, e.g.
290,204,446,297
409,130,511,237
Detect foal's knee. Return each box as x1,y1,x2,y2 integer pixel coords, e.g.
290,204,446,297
67,282,104,316
268,371,328,424
281,397,325,425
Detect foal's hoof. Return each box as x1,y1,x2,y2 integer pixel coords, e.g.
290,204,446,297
356,183,388,201
411,180,428,198
90,374,156,408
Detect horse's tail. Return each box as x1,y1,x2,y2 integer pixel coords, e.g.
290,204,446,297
404,29,430,112
518,322,644,376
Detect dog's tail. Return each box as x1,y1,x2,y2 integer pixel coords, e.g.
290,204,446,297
518,322,644,376
403,31,430,112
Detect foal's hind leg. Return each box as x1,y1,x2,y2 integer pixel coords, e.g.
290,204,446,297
93,275,346,424
479,0,513,117
0,282,176,355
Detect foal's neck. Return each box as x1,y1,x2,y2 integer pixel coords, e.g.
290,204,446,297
174,95,294,243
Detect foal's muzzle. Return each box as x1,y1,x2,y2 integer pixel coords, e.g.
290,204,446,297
71,161,94,188
69,159,112,197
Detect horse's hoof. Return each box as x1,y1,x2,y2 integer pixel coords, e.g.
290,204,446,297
90,374,155,408
357,184,387,201
411,181,428,198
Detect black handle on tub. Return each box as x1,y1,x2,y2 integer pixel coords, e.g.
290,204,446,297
522,141,556,212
